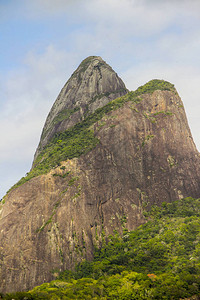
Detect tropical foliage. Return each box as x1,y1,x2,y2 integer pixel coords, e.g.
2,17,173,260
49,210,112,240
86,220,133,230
3,197,200,299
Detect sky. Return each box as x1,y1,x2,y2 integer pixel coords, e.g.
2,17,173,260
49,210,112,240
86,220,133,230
1,0,200,199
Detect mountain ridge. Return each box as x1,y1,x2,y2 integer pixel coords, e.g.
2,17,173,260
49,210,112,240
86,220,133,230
1,57,200,293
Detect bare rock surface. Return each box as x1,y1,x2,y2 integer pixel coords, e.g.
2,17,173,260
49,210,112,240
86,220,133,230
1,58,200,293
34,56,127,161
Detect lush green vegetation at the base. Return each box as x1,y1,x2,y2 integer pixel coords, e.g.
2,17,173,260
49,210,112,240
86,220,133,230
3,197,200,299
6,79,176,193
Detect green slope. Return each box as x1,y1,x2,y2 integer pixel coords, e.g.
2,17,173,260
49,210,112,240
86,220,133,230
3,197,200,299
6,79,176,194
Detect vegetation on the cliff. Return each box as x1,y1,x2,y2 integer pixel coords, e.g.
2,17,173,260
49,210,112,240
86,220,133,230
134,79,176,96
51,107,80,126
3,197,200,299
6,79,176,194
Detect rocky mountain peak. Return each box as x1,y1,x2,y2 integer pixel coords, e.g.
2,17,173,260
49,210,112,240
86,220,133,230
1,58,200,293
34,56,127,161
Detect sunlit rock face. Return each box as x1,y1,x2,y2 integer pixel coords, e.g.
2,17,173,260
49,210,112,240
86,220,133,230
1,57,200,293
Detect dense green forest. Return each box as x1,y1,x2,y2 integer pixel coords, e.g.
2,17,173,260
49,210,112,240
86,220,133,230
2,197,200,299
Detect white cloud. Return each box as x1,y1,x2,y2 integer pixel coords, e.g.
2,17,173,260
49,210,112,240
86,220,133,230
33,0,80,11
0,46,79,197
85,0,200,38
22,0,83,19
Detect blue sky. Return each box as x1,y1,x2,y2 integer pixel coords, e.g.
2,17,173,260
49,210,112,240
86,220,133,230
1,0,200,198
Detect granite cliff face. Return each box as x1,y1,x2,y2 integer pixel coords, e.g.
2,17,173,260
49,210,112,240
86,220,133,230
1,57,200,293
34,56,127,161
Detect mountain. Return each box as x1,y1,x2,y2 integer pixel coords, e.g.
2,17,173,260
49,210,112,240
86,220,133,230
0,56,200,293
34,56,128,161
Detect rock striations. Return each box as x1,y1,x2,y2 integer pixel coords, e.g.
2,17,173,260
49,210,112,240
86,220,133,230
34,56,128,161
1,56,200,293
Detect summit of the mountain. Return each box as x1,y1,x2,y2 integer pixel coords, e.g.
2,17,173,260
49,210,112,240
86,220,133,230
34,56,128,161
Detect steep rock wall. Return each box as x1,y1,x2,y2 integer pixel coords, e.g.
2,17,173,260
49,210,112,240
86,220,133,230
34,56,127,161
1,87,200,292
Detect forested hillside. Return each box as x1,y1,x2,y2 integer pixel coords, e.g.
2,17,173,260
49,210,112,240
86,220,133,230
2,197,200,299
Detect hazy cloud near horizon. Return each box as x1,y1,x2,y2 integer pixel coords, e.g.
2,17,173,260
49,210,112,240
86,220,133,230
1,0,200,198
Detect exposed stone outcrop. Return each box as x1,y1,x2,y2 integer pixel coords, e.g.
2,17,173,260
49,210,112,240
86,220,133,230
34,56,128,161
0,57,200,293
